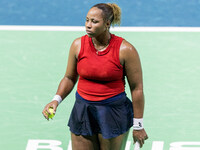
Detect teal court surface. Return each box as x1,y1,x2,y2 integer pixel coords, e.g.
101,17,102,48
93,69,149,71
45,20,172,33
0,28,200,150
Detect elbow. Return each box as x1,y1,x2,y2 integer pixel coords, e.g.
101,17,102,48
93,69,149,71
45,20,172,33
130,84,144,98
130,83,143,91
131,89,144,103
132,89,144,96
64,75,78,85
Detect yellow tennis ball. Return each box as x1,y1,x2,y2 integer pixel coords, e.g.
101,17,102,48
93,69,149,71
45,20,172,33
48,108,55,119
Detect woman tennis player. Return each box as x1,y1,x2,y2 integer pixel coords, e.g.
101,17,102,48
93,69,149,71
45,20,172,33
42,3,148,150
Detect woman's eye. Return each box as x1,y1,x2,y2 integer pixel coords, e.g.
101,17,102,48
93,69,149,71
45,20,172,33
92,20,98,23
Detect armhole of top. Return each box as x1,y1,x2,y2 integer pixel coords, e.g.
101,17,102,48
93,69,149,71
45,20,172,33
117,38,124,69
77,35,85,61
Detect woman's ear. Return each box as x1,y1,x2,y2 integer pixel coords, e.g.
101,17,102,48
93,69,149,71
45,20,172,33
105,20,111,30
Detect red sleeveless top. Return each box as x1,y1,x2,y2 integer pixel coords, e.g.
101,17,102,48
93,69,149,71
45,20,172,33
77,34,125,101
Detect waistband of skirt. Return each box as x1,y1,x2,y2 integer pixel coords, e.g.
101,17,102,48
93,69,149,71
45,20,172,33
76,91,126,104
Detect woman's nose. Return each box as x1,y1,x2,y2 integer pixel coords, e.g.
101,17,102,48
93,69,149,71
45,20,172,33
86,21,92,29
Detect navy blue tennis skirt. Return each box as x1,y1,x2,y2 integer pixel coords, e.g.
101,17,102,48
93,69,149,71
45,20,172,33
68,92,133,139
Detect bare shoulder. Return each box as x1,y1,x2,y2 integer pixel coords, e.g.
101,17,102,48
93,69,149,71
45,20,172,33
73,37,81,45
71,37,81,50
70,37,82,58
120,40,139,65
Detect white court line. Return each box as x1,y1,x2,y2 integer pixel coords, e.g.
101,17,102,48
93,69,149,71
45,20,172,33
0,25,200,32
66,140,132,150
152,141,164,150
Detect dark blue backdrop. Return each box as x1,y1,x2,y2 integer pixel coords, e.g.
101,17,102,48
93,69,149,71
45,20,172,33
0,0,200,26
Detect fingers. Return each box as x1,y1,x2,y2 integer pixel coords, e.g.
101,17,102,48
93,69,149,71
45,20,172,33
42,101,58,120
42,105,50,120
145,135,148,140
134,136,144,148
138,138,144,148
42,109,49,121
133,129,148,148
133,136,137,144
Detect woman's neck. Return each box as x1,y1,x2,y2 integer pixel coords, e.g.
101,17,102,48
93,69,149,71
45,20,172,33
92,32,111,51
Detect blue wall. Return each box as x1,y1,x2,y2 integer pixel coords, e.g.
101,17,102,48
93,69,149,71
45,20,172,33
0,0,200,26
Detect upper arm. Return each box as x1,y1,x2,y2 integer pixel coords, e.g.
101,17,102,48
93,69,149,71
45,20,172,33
64,37,81,83
120,40,143,91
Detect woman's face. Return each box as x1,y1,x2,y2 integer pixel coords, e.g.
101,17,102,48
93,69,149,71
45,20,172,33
85,7,108,37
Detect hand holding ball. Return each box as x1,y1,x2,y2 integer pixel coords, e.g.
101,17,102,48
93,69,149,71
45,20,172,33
46,108,55,119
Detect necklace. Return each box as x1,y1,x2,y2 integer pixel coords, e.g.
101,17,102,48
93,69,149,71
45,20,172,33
92,36,111,52
94,43,109,52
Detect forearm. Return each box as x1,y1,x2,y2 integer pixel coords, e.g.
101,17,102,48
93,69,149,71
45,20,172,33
55,76,77,100
131,89,145,118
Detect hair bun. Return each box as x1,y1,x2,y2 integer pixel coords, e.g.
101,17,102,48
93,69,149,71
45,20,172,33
107,3,121,26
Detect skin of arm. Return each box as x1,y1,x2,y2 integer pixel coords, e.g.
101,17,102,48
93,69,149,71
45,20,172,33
56,37,81,99
42,38,81,120
119,40,148,147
